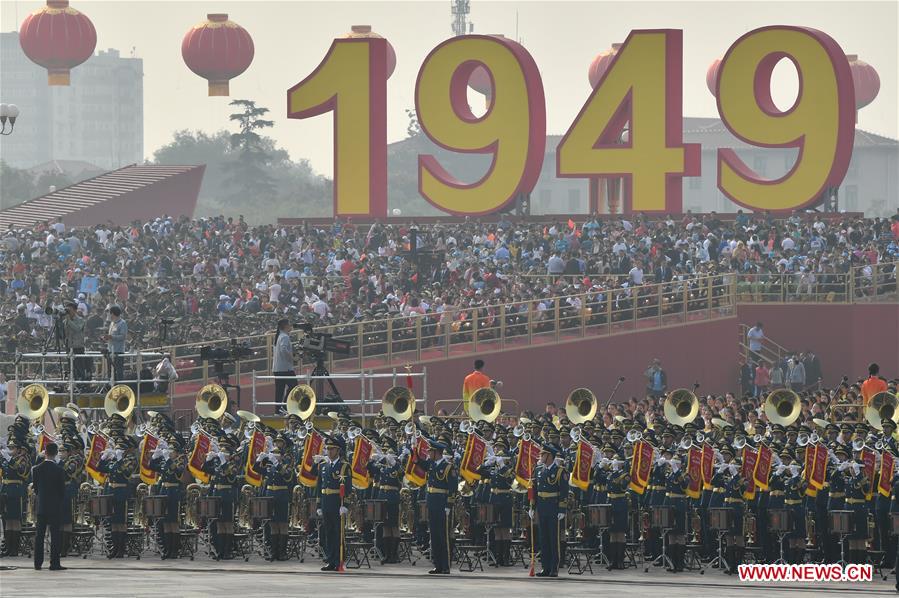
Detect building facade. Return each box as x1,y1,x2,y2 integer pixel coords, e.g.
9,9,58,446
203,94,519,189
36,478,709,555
0,31,143,170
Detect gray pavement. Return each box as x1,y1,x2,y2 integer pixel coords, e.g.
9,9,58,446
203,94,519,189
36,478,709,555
0,556,894,597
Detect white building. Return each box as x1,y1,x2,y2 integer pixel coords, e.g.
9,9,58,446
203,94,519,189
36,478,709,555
0,31,143,170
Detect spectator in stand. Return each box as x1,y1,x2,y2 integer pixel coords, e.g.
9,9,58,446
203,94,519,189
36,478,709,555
754,362,770,398
739,358,754,398
644,358,668,400
862,363,888,406
770,361,785,389
801,350,822,388
746,322,765,363
786,357,806,392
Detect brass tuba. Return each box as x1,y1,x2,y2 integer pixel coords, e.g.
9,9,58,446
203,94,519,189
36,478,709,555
469,387,501,423
17,384,50,421
382,386,415,422
196,383,228,420
866,391,899,431
664,389,699,426
565,388,597,424
287,384,316,420
104,384,136,419
764,388,801,426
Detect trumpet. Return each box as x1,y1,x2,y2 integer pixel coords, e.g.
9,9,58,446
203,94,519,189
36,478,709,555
459,420,476,435
404,421,422,439
626,429,642,443
797,432,820,447
512,424,532,442
346,426,363,441
295,420,314,440
753,433,764,444
695,431,706,444
733,435,747,450
678,436,693,450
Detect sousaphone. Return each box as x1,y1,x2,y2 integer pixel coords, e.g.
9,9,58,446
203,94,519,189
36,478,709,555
866,391,899,431
763,388,801,426
664,389,699,426
469,387,501,423
382,386,415,422
565,388,597,424
196,383,228,420
17,384,50,421
104,384,136,419
287,384,316,420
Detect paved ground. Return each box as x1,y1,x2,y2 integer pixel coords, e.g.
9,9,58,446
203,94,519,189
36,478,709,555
0,556,894,597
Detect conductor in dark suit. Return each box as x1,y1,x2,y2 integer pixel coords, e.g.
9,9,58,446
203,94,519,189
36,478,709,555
32,442,67,571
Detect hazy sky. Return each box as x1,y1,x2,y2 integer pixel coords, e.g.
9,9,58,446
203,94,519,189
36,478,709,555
2,0,896,177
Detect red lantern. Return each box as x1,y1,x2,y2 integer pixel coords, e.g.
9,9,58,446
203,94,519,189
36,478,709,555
340,25,396,79
588,43,622,89
706,58,722,97
181,13,254,97
19,0,97,86
846,54,880,109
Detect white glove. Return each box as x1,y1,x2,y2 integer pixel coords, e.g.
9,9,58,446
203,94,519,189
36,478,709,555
385,455,397,467
114,449,124,461
445,508,451,515
670,461,681,473
152,447,165,459
0,448,10,460
316,508,323,517
495,456,505,467
454,451,462,461
484,456,497,466
206,451,219,462
557,513,565,521
312,454,327,463
339,506,349,516
400,447,411,459
528,509,535,520
101,447,115,460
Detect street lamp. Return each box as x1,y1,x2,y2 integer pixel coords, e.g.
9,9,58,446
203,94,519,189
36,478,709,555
0,103,20,135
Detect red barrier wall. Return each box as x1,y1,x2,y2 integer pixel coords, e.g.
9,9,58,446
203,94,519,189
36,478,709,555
737,303,899,386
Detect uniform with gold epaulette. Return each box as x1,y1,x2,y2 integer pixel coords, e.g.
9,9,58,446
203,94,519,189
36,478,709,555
203,433,242,560
315,435,352,571
530,443,568,577
96,435,139,558
148,431,187,560
422,438,457,575
1,425,32,557
372,435,403,563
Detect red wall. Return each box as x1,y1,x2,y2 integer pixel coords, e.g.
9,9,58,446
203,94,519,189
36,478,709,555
737,304,899,387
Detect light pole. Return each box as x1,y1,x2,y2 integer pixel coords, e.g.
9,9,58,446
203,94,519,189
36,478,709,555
0,103,20,135
606,127,629,214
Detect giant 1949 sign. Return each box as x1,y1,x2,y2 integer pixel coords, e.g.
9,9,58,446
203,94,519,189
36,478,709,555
287,27,855,217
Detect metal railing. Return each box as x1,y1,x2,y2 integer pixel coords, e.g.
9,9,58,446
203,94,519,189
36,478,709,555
732,261,896,304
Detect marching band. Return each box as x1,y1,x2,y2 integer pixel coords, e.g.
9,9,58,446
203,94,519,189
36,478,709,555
2,378,899,583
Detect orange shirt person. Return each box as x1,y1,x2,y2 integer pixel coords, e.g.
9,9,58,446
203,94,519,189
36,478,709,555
462,359,491,412
861,363,888,406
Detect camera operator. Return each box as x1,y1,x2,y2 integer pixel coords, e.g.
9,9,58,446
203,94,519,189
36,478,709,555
105,306,127,383
154,353,178,393
272,318,297,412
62,301,90,383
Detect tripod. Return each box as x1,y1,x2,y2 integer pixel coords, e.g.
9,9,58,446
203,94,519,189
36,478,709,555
309,353,341,403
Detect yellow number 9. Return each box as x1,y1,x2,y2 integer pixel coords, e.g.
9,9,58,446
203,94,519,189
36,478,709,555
716,26,855,211
415,36,546,215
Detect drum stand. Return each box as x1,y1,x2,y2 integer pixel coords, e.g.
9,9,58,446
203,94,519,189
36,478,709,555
485,521,498,567
707,529,730,572
648,527,674,572
595,526,610,567
370,520,385,564
835,532,850,567
772,530,789,565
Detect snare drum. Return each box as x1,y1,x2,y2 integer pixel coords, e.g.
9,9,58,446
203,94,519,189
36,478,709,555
651,505,675,529
306,498,320,520
768,508,791,532
197,496,221,519
142,495,167,518
475,503,496,524
250,496,274,520
416,501,428,524
364,499,387,522
88,495,114,517
585,504,612,528
829,510,853,535
708,507,734,531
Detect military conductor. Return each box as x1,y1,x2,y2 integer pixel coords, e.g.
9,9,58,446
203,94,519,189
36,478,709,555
32,442,67,571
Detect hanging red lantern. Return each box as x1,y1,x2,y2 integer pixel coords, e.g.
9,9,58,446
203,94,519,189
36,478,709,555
340,25,396,79
588,43,622,89
846,54,880,109
181,13,255,96
19,0,97,86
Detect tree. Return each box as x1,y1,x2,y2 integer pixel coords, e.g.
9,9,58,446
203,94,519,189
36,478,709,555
0,161,37,208
225,99,278,200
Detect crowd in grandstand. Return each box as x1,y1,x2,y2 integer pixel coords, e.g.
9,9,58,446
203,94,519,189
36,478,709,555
0,211,896,356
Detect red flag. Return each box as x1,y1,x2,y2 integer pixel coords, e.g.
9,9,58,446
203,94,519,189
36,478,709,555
686,446,703,499
37,431,56,454
861,449,877,499
187,432,212,484
741,446,758,499
571,440,594,491
515,439,541,487
404,436,430,487
86,434,108,484
299,430,324,487
880,451,895,497
629,440,654,494
809,444,829,491
139,434,160,485
351,435,374,489
244,430,266,487
567,218,576,230
460,434,488,484
701,442,715,489
753,444,773,490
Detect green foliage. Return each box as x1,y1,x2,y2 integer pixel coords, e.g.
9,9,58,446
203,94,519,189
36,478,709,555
0,161,76,209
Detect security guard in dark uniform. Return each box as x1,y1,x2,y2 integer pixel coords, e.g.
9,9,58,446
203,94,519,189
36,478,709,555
372,436,403,563
530,443,568,577
420,438,457,574
147,431,187,559
204,434,242,560
97,435,138,558
315,435,352,571
1,428,32,557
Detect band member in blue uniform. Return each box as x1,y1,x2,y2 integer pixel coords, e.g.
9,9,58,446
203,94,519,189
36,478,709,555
530,443,568,577
204,434,242,560
0,428,32,557
96,435,138,558
314,435,352,571
663,445,690,572
372,436,403,563
483,435,515,566
419,438,457,574
148,431,187,559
